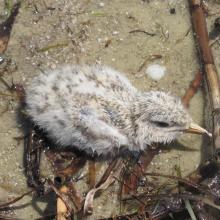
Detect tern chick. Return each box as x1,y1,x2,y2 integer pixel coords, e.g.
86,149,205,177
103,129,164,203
25,65,211,156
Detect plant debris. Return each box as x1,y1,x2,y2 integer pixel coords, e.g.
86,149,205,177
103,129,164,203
129,29,156,36
0,2,20,54
182,71,203,108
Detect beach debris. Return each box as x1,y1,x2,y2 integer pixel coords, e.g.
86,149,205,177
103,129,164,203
129,29,156,36
145,64,166,81
0,2,20,54
36,41,69,53
189,0,219,152
0,190,33,209
84,159,124,215
169,8,176,14
138,54,162,72
182,71,203,108
24,126,45,195
209,17,220,46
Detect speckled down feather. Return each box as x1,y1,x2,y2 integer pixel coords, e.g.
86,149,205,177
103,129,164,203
25,65,192,156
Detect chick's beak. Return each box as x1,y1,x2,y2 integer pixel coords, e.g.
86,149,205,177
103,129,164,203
185,122,212,137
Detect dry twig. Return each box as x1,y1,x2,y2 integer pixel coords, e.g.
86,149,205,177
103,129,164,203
83,159,124,215
0,2,20,54
122,149,159,194
137,55,162,73
48,179,73,219
189,0,220,153
0,190,33,209
88,161,96,189
182,71,203,108
56,186,69,220
129,29,156,36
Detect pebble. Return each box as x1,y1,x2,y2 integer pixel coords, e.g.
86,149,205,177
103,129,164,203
145,64,167,81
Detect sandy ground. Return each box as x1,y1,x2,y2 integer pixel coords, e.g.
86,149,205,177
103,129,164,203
0,0,220,219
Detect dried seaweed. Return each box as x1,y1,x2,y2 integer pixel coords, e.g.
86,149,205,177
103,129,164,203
83,159,124,215
0,2,20,54
0,215,24,220
137,55,162,73
24,126,45,194
129,29,156,36
45,150,86,180
182,71,203,108
0,190,33,209
144,172,205,194
47,179,73,218
122,149,160,194
36,42,69,53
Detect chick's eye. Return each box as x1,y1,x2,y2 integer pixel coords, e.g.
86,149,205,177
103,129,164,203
153,121,170,128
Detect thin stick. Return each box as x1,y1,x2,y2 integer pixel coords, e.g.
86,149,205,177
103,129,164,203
185,199,197,220
194,202,210,220
88,161,96,189
182,71,203,108
0,215,24,220
113,175,146,207
24,126,44,194
0,190,33,209
137,55,162,72
189,0,220,153
47,180,72,218
129,29,156,36
0,2,20,53
144,172,206,194
123,149,159,194
56,186,69,220
83,159,124,215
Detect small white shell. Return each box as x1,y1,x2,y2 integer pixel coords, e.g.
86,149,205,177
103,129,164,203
145,64,166,81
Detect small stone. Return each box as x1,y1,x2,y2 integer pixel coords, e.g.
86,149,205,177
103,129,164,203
169,8,176,14
0,55,4,64
112,31,119,35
